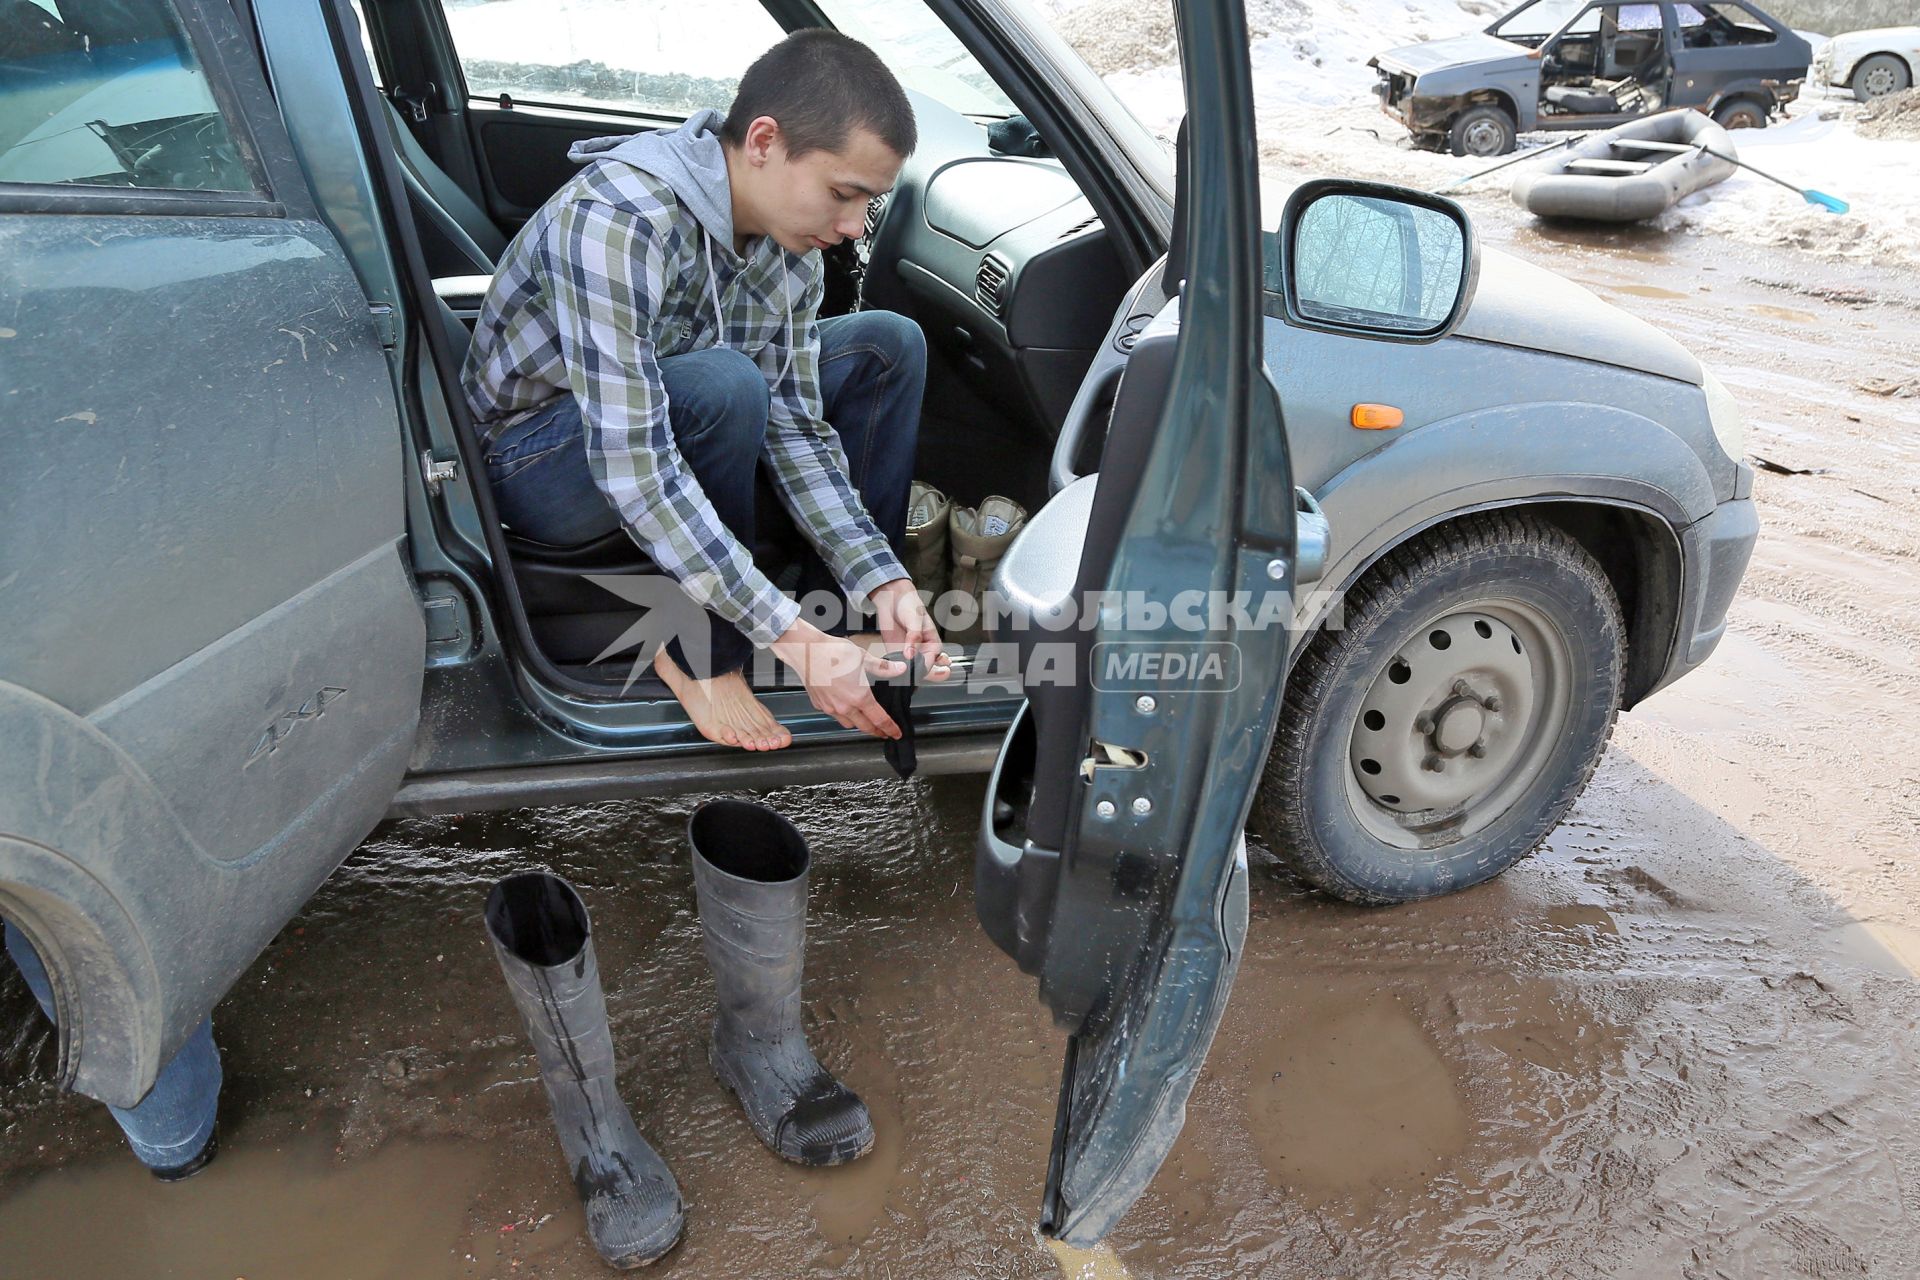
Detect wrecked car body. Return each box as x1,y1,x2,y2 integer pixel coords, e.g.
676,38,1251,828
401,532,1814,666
1373,0,1812,155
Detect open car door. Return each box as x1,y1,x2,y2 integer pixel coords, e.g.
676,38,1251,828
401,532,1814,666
975,0,1295,1246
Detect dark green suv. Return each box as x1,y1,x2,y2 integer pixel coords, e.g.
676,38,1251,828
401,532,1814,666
0,0,1755,1242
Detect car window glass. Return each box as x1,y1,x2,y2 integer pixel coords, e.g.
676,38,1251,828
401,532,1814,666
346,0,385,90
812,0,1015,118
1491,0,1593,40
0,0,257,191
444,0,786,116
1676,3,1776,45
1617,4,1666,31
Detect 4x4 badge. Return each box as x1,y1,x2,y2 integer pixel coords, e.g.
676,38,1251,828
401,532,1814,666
245,686,347,768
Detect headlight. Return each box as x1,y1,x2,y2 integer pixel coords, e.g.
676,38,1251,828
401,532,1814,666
1701,366,1746,463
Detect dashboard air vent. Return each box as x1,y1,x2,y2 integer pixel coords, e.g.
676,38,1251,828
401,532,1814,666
975,253,1011,317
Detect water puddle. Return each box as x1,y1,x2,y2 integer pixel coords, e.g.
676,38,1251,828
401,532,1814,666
1610,283,1691,300
805,1086,905,1247
1243,994,1469,1211
1546,903,1620,938
0,1136,486,1279
1747,303,1820,324
1045,1236,1134,1279
1825,920,1920,980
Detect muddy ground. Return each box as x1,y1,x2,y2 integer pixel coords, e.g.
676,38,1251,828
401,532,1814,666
5,212,1920,1277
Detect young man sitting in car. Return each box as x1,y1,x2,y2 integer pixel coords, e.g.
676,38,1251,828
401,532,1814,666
463,30,950,751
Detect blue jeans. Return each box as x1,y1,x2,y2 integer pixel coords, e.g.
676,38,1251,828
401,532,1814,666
4,921,221,1171
484,310,927,677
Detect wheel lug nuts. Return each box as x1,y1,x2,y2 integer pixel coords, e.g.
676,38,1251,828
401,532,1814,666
1452,679,1474,698
1483,695,1501,712
1468,741,1487,758
1423,754,1445,772
1414,712,1435,734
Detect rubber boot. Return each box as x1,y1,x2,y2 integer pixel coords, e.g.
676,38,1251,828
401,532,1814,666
484,873,685,1269
689,800,875,1166
948,495,1029,645
905,481,952,605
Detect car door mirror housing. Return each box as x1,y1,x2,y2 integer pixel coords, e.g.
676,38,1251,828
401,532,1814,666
1272,179,1480,343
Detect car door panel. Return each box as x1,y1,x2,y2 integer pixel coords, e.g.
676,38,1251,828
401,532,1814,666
0,0,423,1106
462,102,653,226
975,0,1295,1245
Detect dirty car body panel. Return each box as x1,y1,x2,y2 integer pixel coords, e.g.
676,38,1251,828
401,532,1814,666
0,0,423,1106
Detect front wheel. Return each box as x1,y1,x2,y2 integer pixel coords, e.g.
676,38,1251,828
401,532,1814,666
1449,105,1517,157
1252,513,1625,905
1711,96,1768,130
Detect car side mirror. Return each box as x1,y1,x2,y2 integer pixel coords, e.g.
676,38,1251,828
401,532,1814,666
1273,178,1479,344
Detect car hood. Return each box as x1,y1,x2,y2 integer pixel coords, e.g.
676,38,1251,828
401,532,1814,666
1456,246,1703,385
1823,27,1920,64
1372,32,1530,77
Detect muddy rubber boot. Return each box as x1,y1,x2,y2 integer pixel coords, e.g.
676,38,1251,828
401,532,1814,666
905,481,952,604
689,800,875,1167
484,873,685,1269
948,495,1028,644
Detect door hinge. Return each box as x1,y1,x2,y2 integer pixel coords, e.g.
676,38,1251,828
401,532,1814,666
420,449,458,493
369,302,399,349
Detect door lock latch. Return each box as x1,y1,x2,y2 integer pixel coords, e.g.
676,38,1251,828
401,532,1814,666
421,450,458,494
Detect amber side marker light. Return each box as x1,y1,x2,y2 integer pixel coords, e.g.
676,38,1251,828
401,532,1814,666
1351,403,1405,430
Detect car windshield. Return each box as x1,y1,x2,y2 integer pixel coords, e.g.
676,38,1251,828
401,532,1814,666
813,0,1016,118
1489,0,1596,40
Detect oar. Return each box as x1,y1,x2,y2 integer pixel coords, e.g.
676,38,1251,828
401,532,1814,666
1611,137,1849,212
1438,133,1589,192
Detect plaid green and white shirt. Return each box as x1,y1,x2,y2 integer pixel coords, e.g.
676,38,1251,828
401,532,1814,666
463,150,904,647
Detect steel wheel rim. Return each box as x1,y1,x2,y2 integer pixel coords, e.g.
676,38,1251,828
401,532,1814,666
1864,65,1898,96
1464,119,1505,155
1344,599,1574,851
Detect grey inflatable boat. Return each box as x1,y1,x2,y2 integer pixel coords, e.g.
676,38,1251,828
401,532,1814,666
1511,110,1738,223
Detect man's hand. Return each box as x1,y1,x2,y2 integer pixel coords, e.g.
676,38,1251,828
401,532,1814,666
770,620,907,739
870,577,953,683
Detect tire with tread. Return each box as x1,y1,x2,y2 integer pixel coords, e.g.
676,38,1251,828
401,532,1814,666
1710,96,1767,130
1850,53,1911,102
1448,105,1517,157
1252,513,1625,905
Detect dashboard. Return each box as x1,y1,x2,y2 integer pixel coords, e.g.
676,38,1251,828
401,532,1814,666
859,91,1128,435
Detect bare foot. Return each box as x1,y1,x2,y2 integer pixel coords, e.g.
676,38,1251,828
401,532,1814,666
652,649,792,751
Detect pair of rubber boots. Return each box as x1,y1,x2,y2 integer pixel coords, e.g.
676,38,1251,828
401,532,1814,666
906,480,1028,645
483,800,871,1269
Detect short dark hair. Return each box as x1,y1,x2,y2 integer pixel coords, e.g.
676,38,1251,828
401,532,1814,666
722,30,917,161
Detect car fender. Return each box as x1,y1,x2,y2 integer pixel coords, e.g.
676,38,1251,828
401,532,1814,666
1415,66,1538,131
0,684,185,1107
1293,401,1714,667
1705,78,1783,112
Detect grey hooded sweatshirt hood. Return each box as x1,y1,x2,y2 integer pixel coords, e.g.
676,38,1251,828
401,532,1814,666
567,109,738,261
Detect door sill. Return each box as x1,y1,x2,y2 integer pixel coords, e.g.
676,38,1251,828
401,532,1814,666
388,727,1007,816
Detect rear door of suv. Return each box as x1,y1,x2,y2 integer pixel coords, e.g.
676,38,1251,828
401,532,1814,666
0,0,422,1106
